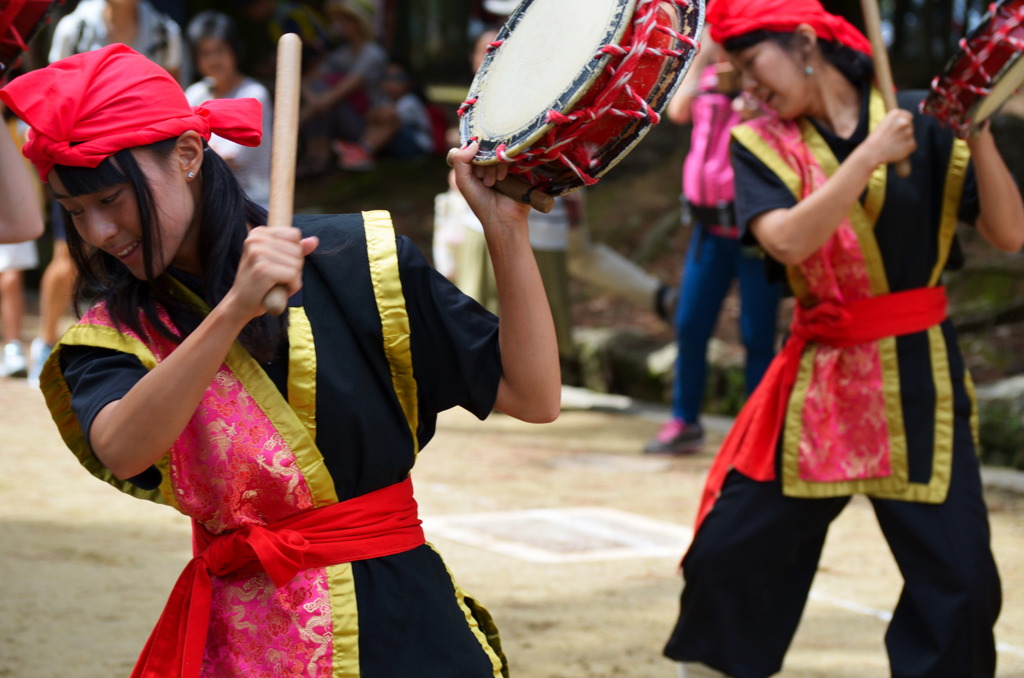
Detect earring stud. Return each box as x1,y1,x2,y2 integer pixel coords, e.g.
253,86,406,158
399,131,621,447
187,171,195,179
804,66,814,76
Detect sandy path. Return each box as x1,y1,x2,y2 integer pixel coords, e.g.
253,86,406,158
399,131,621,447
2,378,1022,677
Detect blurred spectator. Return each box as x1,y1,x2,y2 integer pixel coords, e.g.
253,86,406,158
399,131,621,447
433,170,578,371
48,0,184,83
233,0,334,80
297,0,387,177
332,60,434,171
0,238,37,378
0,104,43,244
185,10,273,208
643,28,781,455
0,115,41,378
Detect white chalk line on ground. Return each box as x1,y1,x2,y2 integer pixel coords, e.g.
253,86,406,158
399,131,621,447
809,590,1024,658
422,489,1024,660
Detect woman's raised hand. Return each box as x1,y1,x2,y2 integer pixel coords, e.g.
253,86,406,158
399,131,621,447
447,141,531,228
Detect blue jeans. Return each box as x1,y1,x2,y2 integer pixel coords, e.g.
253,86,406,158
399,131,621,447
671,226,781,422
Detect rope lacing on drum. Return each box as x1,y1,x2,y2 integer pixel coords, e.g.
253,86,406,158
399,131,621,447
923,0,1024,136
0,0,31,73
458,0,697,187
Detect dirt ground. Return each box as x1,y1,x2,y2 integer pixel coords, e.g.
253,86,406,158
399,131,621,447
2,372,1024,677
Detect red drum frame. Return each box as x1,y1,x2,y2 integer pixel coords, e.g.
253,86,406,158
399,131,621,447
459,0,704,197
922,0,1024,138
0,0,63,77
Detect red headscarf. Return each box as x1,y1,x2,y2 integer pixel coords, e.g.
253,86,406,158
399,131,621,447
0,43,263,181
707,0,872,56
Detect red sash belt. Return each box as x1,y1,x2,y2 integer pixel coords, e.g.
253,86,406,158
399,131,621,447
693,286,949,532
131,477,426,678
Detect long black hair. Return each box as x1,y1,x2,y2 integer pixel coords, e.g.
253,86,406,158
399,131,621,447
55,138,287,362
724,30,874,87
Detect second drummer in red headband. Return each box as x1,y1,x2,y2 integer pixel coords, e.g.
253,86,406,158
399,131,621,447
662,1,1024,677
1,43,558,678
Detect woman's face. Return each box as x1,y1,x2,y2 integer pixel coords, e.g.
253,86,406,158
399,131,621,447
730,39,812,119
195,36,238,86
49,144,201,279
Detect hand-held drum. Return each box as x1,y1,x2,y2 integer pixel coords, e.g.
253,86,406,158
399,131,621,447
459,0,704,202
0,0,63,79
921,0,1024,138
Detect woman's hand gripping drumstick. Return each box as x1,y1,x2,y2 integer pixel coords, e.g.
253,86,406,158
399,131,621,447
446,146,555,214
860,0,912,178
262,32,306,315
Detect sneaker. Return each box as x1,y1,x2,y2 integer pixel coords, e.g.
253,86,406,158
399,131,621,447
332,140,375,171
3,341,27,378
643,418,704,455
27,338,53,388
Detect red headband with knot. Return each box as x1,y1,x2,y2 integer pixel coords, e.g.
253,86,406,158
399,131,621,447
0,43,263,181
707,0,872,56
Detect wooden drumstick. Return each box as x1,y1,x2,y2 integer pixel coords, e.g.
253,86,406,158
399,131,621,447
262,33,302,315
860,0,912,178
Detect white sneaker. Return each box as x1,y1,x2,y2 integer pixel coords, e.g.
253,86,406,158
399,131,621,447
27,338,53,388
3,341,27,378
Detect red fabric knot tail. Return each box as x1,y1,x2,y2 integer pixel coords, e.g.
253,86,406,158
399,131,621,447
131,558,213,678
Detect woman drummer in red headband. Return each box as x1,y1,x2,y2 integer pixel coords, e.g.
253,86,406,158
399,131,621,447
1,43,558,678
663,1,1024,676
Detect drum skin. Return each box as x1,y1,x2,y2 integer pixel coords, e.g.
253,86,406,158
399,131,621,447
461,0,704,196
921,0,1024,138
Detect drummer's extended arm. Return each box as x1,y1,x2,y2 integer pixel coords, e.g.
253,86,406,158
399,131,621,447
0,116,44,243
968,126,1024,252
448,143,560,423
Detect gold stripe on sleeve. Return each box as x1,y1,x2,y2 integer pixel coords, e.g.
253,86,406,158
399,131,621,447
362,210,420,454
40,323,179,509
929,138,970,286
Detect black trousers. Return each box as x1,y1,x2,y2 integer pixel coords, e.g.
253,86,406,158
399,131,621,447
664,425,1002,678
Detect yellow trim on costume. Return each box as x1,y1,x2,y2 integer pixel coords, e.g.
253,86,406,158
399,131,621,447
288,307,318,440
731,125,803,197
780,347,816,492
427,543,506,677
965,369,980,450
40,323,179,509
730,124,812,298
861,89,890,225
166,278,340,508
781,337,912,498
326,563,360,678
919,325,955,502
929,138,971,286
798,88,890,296
362,210,420,454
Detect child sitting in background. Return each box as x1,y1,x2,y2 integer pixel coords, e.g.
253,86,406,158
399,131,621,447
333,61,437,171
